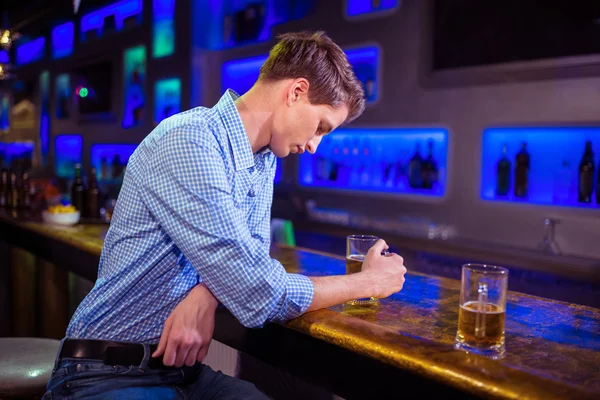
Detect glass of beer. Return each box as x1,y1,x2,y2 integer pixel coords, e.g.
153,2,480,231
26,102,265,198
455,263,508,359
346,235,380,305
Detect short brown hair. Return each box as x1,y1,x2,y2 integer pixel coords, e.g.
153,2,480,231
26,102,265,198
259,31,366,124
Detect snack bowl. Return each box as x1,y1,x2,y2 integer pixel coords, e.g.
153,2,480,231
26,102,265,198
42,210,80,226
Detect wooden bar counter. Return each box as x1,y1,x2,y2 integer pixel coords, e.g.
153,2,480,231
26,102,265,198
1,213,599,400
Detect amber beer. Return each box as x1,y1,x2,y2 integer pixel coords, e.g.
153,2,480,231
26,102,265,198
454,263,508,359
346,254,377,304
457,301,505,348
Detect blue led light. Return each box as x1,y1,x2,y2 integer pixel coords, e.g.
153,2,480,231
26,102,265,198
193,0,315,50
345,0,400,17
15,37,46,66
40,71,50,167
81,0,143,38
221,46,380,103
0,141,35,170
152,0,175,58
0,95,9,132
55,135,83,178
274,158,282,184
221,54,267,95
481,127,600,208
90,144,138,183
52,22,74,59
0,50,8,63
122,45,146,129
154,77,181,123
299,127,449,197
346,46,380,103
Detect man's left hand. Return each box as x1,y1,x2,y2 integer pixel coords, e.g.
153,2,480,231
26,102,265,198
152,283,219,367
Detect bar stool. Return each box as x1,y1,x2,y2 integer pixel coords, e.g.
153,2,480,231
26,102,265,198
0,337,60,399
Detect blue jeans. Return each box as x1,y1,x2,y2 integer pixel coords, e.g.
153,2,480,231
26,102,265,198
42,340,269,400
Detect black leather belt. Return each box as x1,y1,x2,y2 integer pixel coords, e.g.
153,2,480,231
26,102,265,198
59,339,175,370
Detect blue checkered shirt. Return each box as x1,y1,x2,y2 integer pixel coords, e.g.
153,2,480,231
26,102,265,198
66,90,315,343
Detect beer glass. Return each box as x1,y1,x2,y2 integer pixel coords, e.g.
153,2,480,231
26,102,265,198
346,235,380,305
455,263,508,359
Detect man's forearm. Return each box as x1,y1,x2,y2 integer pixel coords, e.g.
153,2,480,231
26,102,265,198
307,273,374,312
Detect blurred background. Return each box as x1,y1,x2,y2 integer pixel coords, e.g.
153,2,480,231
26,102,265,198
1,0,599,305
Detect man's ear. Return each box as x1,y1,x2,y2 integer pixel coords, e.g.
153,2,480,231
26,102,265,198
288,78,310,106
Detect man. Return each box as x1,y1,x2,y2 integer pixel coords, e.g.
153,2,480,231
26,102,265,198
44,31,407,399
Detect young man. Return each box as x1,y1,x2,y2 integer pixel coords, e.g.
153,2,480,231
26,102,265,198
44,31,407,399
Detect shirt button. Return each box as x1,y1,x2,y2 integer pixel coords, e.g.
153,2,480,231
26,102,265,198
248,188,256,197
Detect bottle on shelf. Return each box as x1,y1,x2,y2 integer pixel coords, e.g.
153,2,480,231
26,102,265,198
20,171,31,210
329,142,340,182
71,164,86,213
408,143,423,189
87,167,100,219
514,142,530,198
553,160,575,205
0,168,8,207
421,139,439,190
496,143,511,196
9,172,19,209
578,141,594,204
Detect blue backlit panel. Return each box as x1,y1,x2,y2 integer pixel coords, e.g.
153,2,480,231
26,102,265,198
152,0,175,58
0,95,9,132
346,46,380,103
52,22,74,59
194,0,315,50
345,0,400,18
274,157,282,184
122,45,146,128
0,141,35,170
299,127,449,197
0,50,9,63
81,0,143,39
16,37,46,66
40,71,50,167
55,135,83,178
221,54,267,94
481,127,600,208
154,77,181,123
91,144,138,183
222,46,380,103
55,74,71,119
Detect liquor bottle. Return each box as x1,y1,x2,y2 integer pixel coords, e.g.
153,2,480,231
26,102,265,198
20,172,31,210
329,143,339,182
9,172,19,209
408,143,423,189
514,142,530,198
71,164,86,213
421,140,439,190
496,144,511,196
578,141,594,203
111,155,123,180
100,157,108,181
87,167,100,218
0,168,8,207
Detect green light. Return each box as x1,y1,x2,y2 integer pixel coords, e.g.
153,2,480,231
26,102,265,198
79,87,88,97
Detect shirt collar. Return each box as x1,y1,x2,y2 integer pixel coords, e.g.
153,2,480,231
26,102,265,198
215,89,255,171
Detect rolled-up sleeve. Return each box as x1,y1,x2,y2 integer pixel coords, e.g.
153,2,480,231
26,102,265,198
139,130,314,328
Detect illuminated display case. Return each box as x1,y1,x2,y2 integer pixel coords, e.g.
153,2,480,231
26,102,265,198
15,37,46,66
221,45,380,103
122,45,146,128
154,78,181,124
54,135,83,179
345,0,400,18
0,141,35,171
52,22,74,59
152,0,175,58
0,50,8,63
194,0,316,50
90,144,137,184
0,95,9,132
299,127,449,197
81,0,143,40
481,127,600,208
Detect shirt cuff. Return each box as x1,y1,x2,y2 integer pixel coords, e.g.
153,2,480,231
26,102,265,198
273,273,315,322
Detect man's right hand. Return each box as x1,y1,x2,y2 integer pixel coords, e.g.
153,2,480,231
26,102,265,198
360,239,407,299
